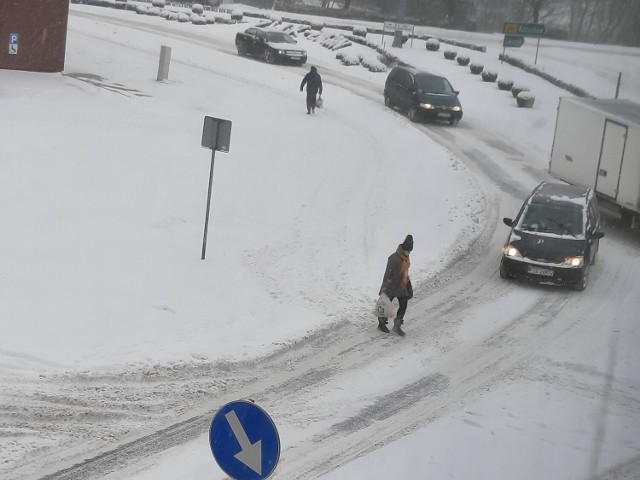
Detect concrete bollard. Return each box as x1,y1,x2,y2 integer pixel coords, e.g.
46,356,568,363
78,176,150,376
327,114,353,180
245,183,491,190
157,45,171,81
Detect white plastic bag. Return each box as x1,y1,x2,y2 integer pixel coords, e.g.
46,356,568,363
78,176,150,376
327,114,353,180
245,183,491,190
315,96,323,108
374,293,394,318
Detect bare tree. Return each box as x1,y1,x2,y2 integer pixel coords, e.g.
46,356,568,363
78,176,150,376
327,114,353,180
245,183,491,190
523,0,549,23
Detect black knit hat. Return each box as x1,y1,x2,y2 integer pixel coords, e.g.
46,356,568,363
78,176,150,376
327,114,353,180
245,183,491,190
401,234,413,252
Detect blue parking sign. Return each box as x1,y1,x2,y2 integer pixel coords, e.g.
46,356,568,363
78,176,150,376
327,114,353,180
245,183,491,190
209,400,280,480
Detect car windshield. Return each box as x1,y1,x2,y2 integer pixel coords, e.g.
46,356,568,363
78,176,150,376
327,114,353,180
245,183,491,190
517,202,584,237
414,75,455,94
265,32,296,44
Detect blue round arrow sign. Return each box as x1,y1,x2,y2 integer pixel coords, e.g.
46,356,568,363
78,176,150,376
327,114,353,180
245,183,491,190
209,400,280,480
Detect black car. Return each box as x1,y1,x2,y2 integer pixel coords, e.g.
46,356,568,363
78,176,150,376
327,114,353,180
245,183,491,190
235,27,307,65
384,66,463,126
499,182,605,291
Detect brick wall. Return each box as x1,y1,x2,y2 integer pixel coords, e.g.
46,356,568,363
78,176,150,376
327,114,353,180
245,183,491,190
0,0,69,72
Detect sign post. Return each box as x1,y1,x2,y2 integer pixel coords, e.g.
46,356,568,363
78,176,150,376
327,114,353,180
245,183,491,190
200,116,232,260
210,400,280,480
502,22,546,64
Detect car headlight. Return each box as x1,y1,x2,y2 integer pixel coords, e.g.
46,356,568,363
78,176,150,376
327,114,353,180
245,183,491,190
277,49,284,54
564,256,584,267
452,106,462,112
502,245,522,258
419,103,435,109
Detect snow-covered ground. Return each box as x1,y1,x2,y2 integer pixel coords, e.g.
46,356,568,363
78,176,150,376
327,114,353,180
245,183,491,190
1,3,639,479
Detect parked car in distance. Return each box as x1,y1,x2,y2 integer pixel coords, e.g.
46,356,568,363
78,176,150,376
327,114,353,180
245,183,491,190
235,27,307,65
500,182,605,291
384,65,463,126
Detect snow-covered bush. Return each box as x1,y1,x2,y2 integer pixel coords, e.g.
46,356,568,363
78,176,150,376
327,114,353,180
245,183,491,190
177,12,190,22
269,13,282,24
361,56,386,72
191,14,206,25
512,84,530,97
336,51,360,66
160,9,171,19
231,9,243,21
151,0,165,7
457,56,470,66
498,79,513,91
166,12,178,21
135,5,148,14
425,38,440,51
516,91,535,107
310,20,324,30
469,63,484,74
444,50,457,60
481,71,498,82
146,7,162,16
205,14,217,24
192,4,204,14
353,26,367,37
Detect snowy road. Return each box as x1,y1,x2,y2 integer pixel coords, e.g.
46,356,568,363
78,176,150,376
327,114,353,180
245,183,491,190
4,6,640,480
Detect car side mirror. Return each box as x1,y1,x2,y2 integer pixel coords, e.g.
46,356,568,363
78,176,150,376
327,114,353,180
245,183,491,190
503,217,514,227
454,90,460,95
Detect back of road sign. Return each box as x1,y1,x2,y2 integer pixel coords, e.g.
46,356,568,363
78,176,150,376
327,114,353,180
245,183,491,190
209,400,280,480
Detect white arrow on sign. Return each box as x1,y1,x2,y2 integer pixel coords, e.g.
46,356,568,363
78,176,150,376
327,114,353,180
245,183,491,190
225,410,262,475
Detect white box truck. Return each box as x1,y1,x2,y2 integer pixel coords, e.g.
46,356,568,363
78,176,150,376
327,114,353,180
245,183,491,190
549,97,640,228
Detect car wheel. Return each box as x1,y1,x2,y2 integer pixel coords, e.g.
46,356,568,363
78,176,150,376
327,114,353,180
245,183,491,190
574,266,589,291
384,95,393,108
499,259,510,279
264,51,275,64
450,118,459,126
237,43,246,56
408,106,420,122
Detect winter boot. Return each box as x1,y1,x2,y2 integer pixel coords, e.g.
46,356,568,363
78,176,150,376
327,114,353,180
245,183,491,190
377,317,390,333
392,317,405,336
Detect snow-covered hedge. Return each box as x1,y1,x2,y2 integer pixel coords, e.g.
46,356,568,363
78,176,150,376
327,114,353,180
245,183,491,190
231,9,243,21
511,84,530,97
151,0,165,7
192,4,204,14
425,38,440,51
191,14,206,25
177,12,190,22
456,56,470,66
336,50,360,66
469,63,484,74
135,5,147,14
310,20,324,30
516,91,535,107
353,26,367,37
146,7,162,16
205,14,217,24
481,71,498,82
498,79,514,91
444,50,457,60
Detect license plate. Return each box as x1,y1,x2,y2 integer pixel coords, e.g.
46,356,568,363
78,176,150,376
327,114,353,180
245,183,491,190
527,266,554,276
437,112,451,118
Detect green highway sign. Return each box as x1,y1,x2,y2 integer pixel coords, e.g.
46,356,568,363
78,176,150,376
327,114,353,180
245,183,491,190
503,22,546,36
503,34,524,48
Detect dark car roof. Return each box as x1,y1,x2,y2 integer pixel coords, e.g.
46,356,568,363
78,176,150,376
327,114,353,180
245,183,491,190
529,182,591,208
391,65,442,79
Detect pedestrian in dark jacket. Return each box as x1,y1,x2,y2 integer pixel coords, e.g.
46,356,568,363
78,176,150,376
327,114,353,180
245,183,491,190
300,66,323,115
378,235,413,335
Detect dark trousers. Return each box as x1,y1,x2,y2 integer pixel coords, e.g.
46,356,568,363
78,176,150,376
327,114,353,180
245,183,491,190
306,93,317,112
389,296,408,319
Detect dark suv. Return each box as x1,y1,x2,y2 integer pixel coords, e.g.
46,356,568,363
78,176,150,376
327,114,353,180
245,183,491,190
384,66,463,126
499,182,605,291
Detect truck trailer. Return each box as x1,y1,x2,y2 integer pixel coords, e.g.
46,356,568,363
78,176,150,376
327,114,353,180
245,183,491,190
549,97,640,228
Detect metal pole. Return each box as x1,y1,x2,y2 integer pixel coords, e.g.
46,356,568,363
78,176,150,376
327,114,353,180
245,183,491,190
201,150,216,260
535,37,540,64
615,72,622,98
